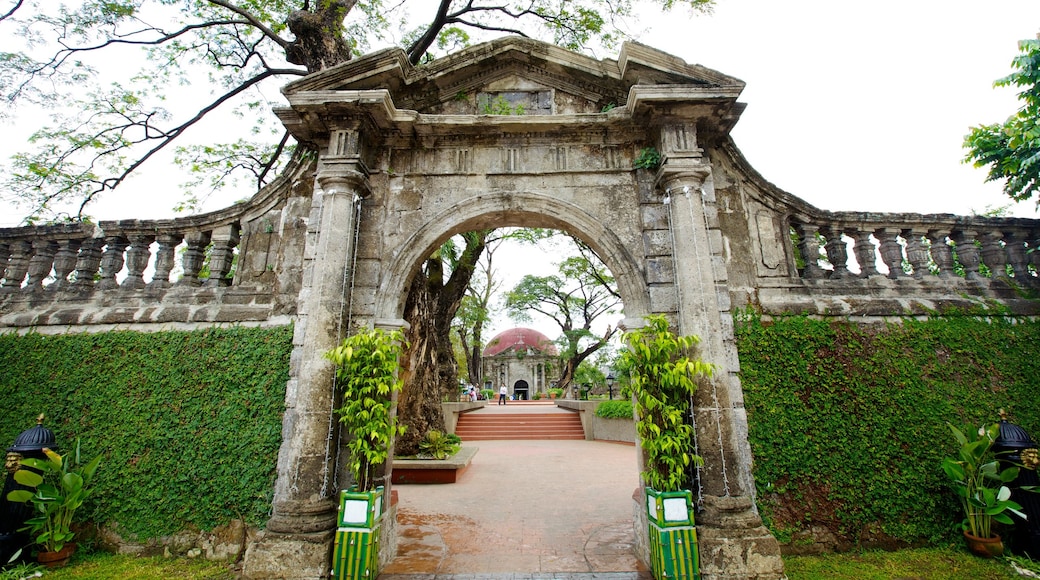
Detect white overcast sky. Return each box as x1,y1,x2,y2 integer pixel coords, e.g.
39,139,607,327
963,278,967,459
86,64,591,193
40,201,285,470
2,1,1038,223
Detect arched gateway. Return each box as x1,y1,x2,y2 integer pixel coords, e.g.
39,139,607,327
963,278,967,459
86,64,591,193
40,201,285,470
243,37,784,579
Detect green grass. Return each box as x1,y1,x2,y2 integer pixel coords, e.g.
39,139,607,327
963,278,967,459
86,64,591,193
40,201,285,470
6,545,1037,580
784,547,1024,579
20,551,236,580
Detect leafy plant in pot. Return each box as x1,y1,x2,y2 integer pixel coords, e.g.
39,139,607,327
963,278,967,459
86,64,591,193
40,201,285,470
7,440,102,568
617,314,713,580
941,422,1025,557
325,326,407,493
324,327,408,580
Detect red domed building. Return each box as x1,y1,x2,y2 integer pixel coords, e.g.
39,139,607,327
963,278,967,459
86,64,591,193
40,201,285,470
481,327,558,400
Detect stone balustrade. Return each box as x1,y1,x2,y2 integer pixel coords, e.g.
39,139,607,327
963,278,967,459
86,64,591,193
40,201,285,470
789,212,1040,285
0,217,242,293
0,157,313,330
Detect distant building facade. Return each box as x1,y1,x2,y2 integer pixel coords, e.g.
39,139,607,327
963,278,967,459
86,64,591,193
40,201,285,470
481,327,558,399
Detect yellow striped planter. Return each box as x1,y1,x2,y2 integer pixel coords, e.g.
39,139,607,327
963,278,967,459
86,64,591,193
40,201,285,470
646,488,699,580
331,487,385,580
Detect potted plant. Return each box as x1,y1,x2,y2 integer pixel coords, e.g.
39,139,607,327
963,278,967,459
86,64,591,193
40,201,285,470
617,314,712,580
7,440,102,568
548,387,563,400
324,326,407,580
941,422,1025,557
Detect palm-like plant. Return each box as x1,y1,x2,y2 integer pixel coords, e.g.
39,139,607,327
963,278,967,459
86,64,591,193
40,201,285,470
941,423,1025,539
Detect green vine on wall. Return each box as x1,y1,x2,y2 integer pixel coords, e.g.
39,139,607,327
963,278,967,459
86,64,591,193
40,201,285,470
0,325,292,540
735,309,1040,547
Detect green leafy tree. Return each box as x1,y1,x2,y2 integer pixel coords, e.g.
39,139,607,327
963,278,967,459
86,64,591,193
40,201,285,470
504,235,620,391
0,0,713,222
964,37,1040,204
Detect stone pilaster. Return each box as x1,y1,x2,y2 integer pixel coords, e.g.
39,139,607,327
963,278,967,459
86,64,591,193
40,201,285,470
243,140,370,580
655,144,784,580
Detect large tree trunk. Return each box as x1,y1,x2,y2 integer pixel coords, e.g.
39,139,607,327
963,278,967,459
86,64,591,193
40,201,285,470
397,267,456,456
397,232,490,455
286,0,356,73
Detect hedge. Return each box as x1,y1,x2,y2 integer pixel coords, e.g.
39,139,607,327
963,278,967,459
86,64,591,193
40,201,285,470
735,311,1040,547
0,325,292,540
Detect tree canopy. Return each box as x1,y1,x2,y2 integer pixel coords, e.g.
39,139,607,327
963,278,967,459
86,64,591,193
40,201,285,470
0,0,713,223
964,37,1040,205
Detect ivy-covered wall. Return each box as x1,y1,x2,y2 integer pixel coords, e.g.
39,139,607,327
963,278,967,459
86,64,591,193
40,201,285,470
735,312,1040,551
0,325,292,540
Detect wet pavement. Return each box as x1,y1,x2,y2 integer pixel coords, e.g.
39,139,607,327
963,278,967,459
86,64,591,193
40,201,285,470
381,431,651,579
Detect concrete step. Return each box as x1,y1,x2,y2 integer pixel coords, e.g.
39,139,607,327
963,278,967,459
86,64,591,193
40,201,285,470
455,410,585,441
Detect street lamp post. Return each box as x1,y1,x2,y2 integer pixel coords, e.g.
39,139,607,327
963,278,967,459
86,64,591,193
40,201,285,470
606,372,615,400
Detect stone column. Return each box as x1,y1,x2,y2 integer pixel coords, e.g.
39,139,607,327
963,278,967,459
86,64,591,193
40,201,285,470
902,227,931,279
24,239,58,292
928,228,955,278
72,238,104,291
243,132,370,580
656,137,784,579
96,235,128,291
793,222,825,279
149,233,182,289
820,225,852,279
952,229,982,280
177,232,210,286
849,229,879,278
204,224,240,287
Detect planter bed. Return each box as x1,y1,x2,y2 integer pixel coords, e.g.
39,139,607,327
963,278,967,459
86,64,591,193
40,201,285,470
391,446,479,484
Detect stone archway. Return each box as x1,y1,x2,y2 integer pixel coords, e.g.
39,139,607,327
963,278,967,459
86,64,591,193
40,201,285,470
243,37,784,580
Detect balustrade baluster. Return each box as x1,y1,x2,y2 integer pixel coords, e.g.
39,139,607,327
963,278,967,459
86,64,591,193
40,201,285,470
2,240,32,290
50,239,82,291
23,239,56,292
979,230,1008,281
0,243,10,288
97,235,129,290
72,238,104,290
204,224,240,287
149,233,182,289
179,231,211,286
901,228,931,278
850,229,879,277
793,222,825,279
1004,229,1032,280
928,229,955,278
874,228,905,279
122,234,155,290
952,230,981,280
821,225,852,279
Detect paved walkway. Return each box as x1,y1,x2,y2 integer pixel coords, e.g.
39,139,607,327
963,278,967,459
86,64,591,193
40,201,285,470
381,435,650,579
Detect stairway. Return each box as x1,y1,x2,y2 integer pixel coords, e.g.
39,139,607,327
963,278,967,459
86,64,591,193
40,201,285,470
454,403,586,441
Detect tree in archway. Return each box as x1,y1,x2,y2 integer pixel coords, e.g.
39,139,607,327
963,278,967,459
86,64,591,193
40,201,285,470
504,237,621,391
964,37,1040,205
397,229,491,456
452,235,504,387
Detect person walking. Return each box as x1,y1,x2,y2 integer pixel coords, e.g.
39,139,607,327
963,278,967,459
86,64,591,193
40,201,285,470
498,385,508,405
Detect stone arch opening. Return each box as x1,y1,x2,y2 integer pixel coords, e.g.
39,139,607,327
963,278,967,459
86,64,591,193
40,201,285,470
373,191,650,326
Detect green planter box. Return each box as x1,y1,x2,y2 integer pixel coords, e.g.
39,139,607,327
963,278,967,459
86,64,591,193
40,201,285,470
332,487,385,580
646,488,699,580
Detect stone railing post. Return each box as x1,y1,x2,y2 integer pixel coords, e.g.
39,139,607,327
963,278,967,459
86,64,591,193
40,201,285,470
178,231,210,286
97,235,129,290
902,227,931,279
1004,229,1032,282
874,228,905,279
821,225,851,279
149,233,182,289
794,222,825,279
204,224,240,287
2,240,32,291
952,229,981,280
122,234,155,290
979,230,1008,281
50,239,82,292
24,239,58,292
850,229,879,277
0,243,10,288
928,229,955,278
71,238,104,291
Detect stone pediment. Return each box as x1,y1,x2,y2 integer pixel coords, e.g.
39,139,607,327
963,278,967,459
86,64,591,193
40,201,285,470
281,36,745,117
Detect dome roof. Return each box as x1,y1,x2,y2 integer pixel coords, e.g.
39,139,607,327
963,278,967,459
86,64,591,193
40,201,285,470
483,327,558,357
